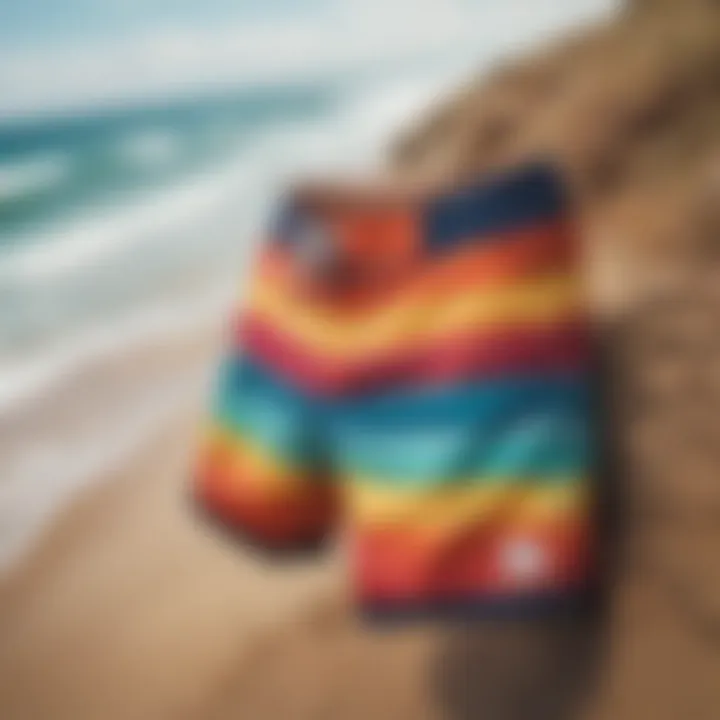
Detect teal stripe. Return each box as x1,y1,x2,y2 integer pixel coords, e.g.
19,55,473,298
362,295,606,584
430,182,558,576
210,357,593,485
334,413,592,487
234,356,590,429
213,376,323,469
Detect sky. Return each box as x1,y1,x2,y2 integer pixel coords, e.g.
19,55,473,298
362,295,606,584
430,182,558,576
0,0,619,117
0,1,320,46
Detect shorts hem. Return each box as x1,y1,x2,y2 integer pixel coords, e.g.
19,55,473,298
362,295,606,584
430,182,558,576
359,590,596,624
190,485,329,560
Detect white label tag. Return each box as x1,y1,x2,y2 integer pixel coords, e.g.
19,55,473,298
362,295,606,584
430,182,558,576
500,538,550,585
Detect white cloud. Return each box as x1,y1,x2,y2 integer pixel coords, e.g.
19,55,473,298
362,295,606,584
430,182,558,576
0,0,618,117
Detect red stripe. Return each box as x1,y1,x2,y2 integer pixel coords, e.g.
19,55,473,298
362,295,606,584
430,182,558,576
240,316,590,396
351,521,595,603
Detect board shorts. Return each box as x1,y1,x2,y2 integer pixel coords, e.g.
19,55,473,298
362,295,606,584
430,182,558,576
194,164,597,621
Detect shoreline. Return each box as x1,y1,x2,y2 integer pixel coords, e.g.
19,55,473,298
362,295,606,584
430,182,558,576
0,310,228,574
0,404,341,719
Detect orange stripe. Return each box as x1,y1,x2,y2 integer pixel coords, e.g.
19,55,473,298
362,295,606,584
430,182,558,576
351,507,591,550
196,458,335,543
354,519,595,600
199,433,298,496
257,221,576,315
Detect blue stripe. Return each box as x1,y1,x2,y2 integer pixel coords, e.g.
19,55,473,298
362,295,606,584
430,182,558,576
335,414,592,485
211,357,592,483
213,397,322,469
212,358,324,468
336,376,589,429
219,355,310,407
231,357,590,429
424,164,567,250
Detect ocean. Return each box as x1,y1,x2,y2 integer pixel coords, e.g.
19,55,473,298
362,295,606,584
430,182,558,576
0,59,472,397
0,58,473,570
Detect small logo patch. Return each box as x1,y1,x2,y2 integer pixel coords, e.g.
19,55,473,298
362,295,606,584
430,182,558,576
500,538,550,584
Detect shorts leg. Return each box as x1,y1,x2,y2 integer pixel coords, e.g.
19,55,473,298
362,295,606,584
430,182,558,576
194,248,337,552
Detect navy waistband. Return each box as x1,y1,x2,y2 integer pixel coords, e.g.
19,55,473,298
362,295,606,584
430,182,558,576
273,163,569,253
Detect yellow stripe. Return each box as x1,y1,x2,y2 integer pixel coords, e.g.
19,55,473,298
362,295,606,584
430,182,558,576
345,482,590,531
249,273,582,357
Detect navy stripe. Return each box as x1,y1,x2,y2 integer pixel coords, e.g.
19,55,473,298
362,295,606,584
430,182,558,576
423,164,567,251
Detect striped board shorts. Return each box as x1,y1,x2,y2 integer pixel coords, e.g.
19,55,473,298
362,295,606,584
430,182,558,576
194,164,597,621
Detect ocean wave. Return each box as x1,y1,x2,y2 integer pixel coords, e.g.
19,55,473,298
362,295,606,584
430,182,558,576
0,64,468,284
0,278,235,414
0,152,71,203
0,343,213,573
0,121,336,284
116,128,182,169
0,152,256,282
0,66,473,405
0,66,475,397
